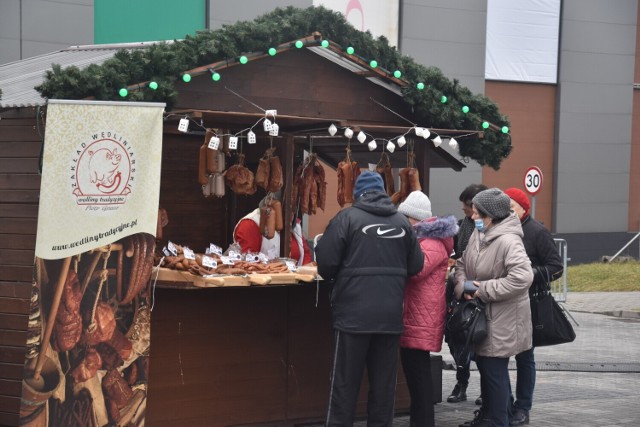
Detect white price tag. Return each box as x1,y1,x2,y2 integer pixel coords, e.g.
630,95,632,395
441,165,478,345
258,253,269,263
208,136,220,150
220,256,235,265
285,260,297,272
228,250,242,260
162,246,172,257
167,241,178,256
209,244,223,256
183,247,195,260
202,256,217,268
245,253,260,263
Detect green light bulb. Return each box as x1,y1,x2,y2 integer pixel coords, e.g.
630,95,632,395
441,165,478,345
119,88,128,97
321,40,329,48
370,60,378,68
239,56,248,64
211,72,221,82
295,40,304,48
393,70,402,78
502,126,509,134
182,74,191,83
417,82,425,90
268,47,277,56
462,105,469,114
148,81,158,90
346,46,355,55
482,121,490,129
440,95,447,103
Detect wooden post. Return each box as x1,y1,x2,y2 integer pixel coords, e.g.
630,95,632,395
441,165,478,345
281,134,295,259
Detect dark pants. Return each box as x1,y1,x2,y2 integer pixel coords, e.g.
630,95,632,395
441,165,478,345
476,355,510,427
511,347,535,412
325,330,400,427
400,347,435,427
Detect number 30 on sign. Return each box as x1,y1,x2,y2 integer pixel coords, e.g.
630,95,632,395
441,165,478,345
523,166,543,195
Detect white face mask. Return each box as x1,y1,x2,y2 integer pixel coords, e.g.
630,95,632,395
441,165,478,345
474,218,486,232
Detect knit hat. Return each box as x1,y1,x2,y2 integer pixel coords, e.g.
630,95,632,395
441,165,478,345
398,191,433,221
472,188,511,220
504,187,531,217
353,171,385,199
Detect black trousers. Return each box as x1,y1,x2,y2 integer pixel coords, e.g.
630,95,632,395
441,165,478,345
325,331,400,427
400,347,435,427
476,355,511,427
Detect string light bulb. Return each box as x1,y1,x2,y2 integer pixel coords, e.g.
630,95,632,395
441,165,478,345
482,121,490,129
211,72,221,81
432,136,442,147
440,95,447,103
393,70,402,78
502,126,509,134
295,40,304,48
269,123,279,137
263,118,273,132
268,48,277,56
321,40,329,48
422,128,431,139
346,46,355,55
247,130,256,144
328,123,337,136
368,140,377,151
386,141,396,153
182,74,191,82
370,60,378,68
462,105,469,114
239,56,248,64
448,137,459,151
417,82,425,90
357,131,367,143
119,88,128,97
415,127,424,137
148,81,158,90
397,136,407,148
344,128,354,139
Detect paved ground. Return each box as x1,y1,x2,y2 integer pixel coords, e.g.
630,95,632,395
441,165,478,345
329,292,640,427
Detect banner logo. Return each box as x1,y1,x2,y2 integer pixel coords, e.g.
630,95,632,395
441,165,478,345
70,131,135,212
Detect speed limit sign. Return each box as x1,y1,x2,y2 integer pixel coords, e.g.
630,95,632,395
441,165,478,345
523,166,543,195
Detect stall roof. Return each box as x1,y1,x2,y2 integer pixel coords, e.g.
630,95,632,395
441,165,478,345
0,41,162,108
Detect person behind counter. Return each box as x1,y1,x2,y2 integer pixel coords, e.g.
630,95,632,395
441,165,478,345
233,191,312,266
316,171,424,427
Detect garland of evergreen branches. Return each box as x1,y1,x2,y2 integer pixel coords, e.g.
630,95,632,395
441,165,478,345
34,6,511,169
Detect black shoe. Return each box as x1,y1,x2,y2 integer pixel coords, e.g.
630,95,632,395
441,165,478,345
475,394,483,405
459,409,488,427
447,382,468,403
510,408,529,426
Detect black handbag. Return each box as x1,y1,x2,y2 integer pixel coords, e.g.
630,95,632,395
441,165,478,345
446,298,488,365
530,267,576,347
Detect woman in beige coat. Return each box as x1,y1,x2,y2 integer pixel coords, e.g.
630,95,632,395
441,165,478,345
454,188,533,427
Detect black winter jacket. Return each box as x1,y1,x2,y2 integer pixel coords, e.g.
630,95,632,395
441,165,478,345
521,215,563,291
316,191,424,334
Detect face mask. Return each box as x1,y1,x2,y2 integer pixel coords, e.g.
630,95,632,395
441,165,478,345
474,218,486,232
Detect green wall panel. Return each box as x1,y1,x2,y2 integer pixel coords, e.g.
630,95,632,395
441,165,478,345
95,0,206,44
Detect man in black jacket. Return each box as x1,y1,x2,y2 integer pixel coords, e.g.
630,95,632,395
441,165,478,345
504,188,563,426
316,171,424,427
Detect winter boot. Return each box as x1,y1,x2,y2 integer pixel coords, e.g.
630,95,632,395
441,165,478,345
447,382,468,403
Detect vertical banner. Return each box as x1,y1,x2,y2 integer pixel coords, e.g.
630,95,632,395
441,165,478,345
20,100,164,427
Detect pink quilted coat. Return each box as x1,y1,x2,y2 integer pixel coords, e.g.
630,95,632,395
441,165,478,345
400,215,458,352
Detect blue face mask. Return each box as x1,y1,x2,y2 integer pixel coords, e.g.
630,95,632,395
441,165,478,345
474,218,486,232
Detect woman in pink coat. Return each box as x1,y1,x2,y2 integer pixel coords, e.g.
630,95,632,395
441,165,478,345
398,191,459,427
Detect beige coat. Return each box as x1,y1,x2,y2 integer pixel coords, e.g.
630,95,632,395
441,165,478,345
454,213,533,358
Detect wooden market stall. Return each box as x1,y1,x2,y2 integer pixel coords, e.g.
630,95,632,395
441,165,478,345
142,41,466,426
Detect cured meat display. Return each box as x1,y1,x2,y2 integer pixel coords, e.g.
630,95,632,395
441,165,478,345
254,147,284,193
224,153,257,195
391,167,422,205
336,149,361,207
375,152,395,196
291,154,327,215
